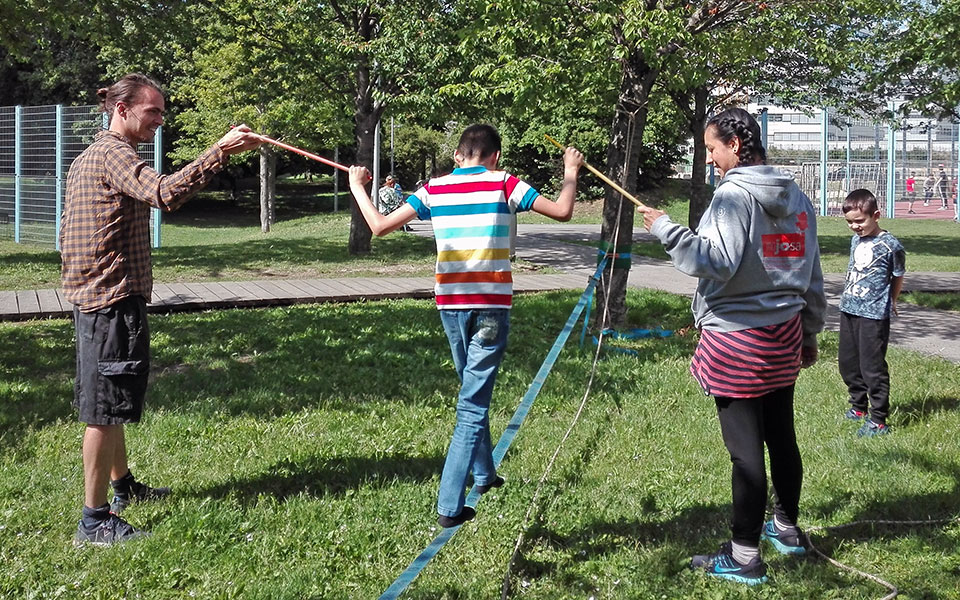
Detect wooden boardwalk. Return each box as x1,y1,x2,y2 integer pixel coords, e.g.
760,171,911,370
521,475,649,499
0,273,592,322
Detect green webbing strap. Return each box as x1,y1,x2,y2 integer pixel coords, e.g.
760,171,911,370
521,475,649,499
596,240,631,270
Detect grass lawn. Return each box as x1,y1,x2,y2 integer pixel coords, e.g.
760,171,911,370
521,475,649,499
1,289,958,599
901,291,960,313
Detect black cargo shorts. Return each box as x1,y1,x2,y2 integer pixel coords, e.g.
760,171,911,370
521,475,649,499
73,296,150,425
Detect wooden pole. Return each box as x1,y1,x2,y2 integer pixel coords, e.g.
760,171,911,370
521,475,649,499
544,134,648,210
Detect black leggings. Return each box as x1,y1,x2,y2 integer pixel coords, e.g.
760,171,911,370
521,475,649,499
715,385,803,546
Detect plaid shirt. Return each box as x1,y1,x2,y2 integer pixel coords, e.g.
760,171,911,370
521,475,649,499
60,130,227,312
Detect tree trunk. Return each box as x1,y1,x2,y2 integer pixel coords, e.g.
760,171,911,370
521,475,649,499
595,60,658,329
259,145,276,233
349,107,377,254
349,31,387,256
688,85,711,231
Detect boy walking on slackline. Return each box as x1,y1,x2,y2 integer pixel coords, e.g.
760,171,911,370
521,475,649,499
839,189,905,437
349,124,583,527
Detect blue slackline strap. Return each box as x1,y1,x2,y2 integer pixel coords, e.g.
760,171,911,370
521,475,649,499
578,284,597,350
599,327,673,340
590,328,674,357
377,256,609,600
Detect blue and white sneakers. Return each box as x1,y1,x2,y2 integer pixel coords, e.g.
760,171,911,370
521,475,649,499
690,541,768,586
857,419,891,437
761,519,808,555
845,407,867,420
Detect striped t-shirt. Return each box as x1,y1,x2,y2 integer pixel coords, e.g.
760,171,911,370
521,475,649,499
406,166,540,309
690,313,803,398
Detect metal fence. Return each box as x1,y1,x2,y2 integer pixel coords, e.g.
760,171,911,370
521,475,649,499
679,105,960,222
0,104,162,248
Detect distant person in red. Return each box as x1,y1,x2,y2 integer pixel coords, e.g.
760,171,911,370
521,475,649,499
905,171,916,214
61,73,262,546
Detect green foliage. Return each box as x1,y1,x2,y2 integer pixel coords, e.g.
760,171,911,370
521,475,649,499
388,121,454,186
872,0,960,120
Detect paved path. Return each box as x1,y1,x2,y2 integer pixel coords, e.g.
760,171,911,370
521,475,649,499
3,222,959,362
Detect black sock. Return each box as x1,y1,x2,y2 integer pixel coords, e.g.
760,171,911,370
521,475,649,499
111,470,135,493
80,503,111,529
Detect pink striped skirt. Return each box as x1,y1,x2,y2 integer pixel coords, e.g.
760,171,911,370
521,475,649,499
691,313,802,398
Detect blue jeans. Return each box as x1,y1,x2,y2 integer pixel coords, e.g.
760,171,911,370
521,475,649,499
436,309,510,517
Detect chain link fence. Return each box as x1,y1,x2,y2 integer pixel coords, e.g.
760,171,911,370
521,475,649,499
0,104,162,248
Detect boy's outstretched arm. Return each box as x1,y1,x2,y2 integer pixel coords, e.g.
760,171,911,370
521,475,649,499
349,165,416,236
531,147,584,222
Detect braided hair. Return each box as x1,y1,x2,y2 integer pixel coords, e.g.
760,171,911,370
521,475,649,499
706,107,766,167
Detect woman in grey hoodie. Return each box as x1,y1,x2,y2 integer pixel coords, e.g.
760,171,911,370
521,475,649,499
639,108,826,586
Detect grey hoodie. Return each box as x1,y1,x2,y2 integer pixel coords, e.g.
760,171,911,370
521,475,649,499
650,165,826,346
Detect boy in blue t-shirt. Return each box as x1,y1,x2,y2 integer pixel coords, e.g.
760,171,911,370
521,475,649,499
838,189,905,437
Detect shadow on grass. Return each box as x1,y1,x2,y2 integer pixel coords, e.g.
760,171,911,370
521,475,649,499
807,448,960,599
146,300,458,417
510,503,730,589
0,250,61,270
0,319,76,448
0,290,693,448
810,450,960,598
896,394,960,426
192,453,445,504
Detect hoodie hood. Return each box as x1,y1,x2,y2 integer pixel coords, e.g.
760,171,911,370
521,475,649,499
721,165,801,219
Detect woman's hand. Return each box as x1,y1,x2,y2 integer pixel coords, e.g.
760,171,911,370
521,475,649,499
637,205,666,231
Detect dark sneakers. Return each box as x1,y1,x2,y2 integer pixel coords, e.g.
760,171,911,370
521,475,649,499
437,506,476,528
761,520,807,555
857,419,890,437
110,480,172,514
690,542,768,586
476,475,505,495
73,513,149,547
845,407,867,420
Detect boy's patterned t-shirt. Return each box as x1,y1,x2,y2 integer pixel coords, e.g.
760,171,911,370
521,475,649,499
406,166,539,310
839,231,906,320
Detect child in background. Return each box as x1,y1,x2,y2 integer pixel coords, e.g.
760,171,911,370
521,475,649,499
839,189,905,437
348,124,584,527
